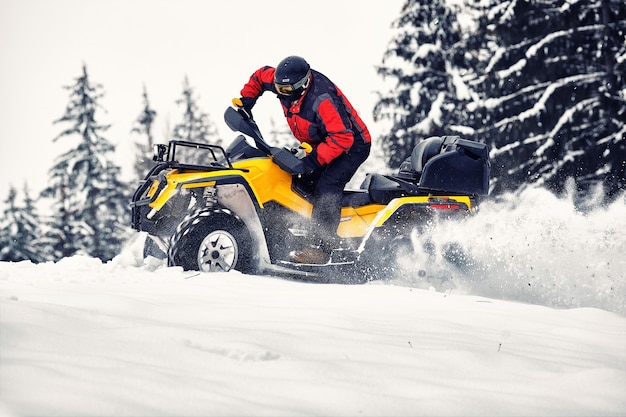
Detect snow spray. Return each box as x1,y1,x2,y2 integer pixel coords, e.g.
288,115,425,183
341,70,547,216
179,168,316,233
390,185,626,316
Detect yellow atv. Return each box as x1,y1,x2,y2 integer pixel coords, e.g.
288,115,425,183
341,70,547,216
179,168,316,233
130,107,489,282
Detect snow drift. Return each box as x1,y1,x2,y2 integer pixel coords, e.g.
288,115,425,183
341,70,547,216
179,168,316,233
1,187,624,416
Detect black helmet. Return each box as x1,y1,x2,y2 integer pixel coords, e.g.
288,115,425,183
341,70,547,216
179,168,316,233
274,56,311,97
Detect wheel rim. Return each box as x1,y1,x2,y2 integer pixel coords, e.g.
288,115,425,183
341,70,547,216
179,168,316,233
197,230,239,272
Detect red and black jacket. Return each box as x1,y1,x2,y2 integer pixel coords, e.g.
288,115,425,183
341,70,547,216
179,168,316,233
240,66,371,166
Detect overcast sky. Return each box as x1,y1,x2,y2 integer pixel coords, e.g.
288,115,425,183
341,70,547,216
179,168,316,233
0,0,402,194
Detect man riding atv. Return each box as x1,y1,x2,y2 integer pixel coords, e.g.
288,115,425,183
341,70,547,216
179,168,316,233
233,55,371,264
130,62,490,282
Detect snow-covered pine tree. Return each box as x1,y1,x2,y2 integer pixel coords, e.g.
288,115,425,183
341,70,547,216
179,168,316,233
468,0,626,198
0,185,43,262
131,84,157,180
41,64,130,261
171,76,221,165
374,0,470,168
0,186,23,261
268,117,297,149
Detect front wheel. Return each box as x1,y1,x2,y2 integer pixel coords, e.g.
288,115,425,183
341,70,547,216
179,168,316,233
168,209,255,273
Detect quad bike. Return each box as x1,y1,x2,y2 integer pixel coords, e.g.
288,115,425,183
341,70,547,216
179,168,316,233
130,107,490,283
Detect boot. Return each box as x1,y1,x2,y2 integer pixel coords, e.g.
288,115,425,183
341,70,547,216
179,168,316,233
290,245,331,264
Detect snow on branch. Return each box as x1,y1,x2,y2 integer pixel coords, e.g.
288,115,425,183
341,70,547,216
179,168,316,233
536,97,598,156
496,25,604,80
493,72,603,130
411,92,445,134
598,123,626,146
478,80,550,112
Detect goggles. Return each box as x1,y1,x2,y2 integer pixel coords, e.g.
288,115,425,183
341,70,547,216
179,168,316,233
275,70,311,96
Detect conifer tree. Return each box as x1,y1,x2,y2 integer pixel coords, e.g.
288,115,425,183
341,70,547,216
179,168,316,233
0,186,22,261
268,117,296,149
41,63,130,261
0,185,43,262
467,0,626,197
172,76,218,144
131,84,157,180
373,0,470,168
171,76,220,165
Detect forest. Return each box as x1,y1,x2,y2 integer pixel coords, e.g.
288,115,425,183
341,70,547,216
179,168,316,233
1,0,624,263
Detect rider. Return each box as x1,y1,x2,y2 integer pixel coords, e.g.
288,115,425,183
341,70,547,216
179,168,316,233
233,55,372,264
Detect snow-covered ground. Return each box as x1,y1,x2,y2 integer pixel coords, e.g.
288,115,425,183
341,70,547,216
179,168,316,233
1,187,625,416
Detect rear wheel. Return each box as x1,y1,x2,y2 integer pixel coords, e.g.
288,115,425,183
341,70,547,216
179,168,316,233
358,231,414,282
168,209,255,273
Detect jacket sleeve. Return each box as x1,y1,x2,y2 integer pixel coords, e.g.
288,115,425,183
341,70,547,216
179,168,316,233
314,98,355,165
240,66,276,104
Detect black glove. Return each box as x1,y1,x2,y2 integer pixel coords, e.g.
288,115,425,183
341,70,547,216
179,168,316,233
232,97,255,119
301,150,322,175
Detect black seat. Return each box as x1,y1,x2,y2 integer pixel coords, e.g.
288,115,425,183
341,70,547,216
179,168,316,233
398,137,444,182
341,190,372,207
341,174,402,207
359,174,406,204
412,137,444,174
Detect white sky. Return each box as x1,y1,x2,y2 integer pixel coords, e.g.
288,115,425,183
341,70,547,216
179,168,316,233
0,0,403,194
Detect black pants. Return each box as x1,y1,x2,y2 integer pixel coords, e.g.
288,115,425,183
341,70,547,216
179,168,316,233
307,139,371,250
